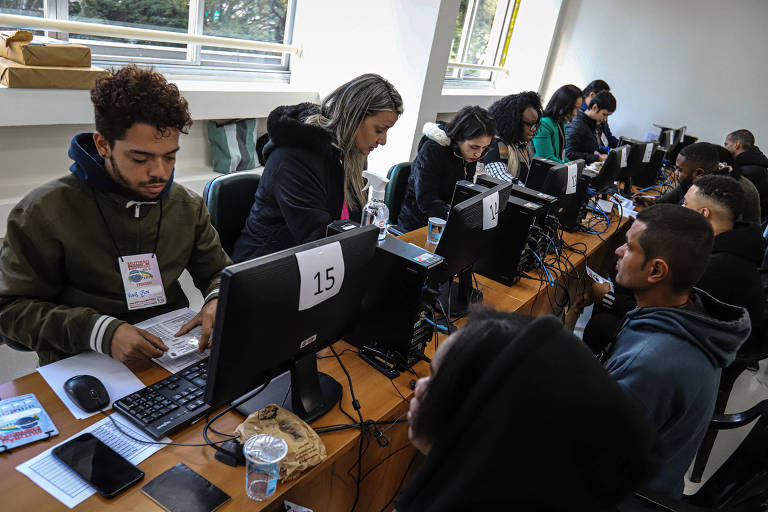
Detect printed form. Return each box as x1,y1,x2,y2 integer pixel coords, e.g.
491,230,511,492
16,414,168,508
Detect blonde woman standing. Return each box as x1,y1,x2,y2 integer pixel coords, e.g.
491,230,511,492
233,74,403,261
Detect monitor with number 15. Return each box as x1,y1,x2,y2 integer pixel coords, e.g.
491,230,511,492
205,224,380,421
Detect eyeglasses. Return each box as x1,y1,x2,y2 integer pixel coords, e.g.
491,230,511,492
523,121,540,131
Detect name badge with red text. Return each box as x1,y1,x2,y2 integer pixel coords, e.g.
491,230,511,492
118,253,167,310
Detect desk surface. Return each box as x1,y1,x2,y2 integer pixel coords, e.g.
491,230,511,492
0,212,630,511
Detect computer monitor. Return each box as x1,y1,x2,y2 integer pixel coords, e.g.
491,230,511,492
524,157,570,196
205,224,380,422
591,145,629,194
615,140,656,193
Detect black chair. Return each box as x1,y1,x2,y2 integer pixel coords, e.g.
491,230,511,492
633,400,768,511
202,172,261,258
384,162,411,226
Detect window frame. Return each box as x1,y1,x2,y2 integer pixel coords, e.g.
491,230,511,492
444,0,519,88
32,0,296,79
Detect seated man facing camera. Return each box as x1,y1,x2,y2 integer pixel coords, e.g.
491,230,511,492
603,204,750,498
0,66,231,365
397,308,661,511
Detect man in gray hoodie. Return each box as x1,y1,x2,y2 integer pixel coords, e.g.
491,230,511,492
603,204,750,498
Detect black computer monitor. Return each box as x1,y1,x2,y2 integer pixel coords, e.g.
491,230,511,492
524,157,570,196
431,180,512,283
205,224,380,422
591,145,629,194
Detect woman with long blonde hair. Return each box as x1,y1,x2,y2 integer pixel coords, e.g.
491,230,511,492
233,74,403,261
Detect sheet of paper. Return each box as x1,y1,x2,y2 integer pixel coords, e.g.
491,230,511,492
15,414,168,509
642,142,654,163
295,242,345,311
619,146,628,168
596,199,614,213
37,352,145,420
134,308,210,374
566,163,578,194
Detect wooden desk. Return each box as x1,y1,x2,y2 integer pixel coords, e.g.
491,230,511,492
0,213,630,511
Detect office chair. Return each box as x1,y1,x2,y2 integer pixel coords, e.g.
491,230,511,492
202,171,261,257
632,400,768,511
385,162,411,226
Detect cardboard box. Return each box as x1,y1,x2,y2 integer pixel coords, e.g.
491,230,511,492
0,57,107,89
1,30,91,67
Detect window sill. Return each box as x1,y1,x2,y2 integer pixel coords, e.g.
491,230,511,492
438,88,512,113
0,81,319,127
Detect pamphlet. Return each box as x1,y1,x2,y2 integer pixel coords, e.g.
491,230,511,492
0,393,58,452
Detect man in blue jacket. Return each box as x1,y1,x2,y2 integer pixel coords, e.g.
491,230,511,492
603,204,750,498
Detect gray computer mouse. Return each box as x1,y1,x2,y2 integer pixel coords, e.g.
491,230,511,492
63,375,110,412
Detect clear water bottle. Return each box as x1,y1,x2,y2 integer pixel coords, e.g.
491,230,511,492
361,171,390,240
362,198,389,240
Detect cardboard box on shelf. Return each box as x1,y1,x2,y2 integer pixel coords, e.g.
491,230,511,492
1,30,91,67
0,57,107,89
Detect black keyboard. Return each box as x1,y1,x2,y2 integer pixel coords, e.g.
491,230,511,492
113,359,211,440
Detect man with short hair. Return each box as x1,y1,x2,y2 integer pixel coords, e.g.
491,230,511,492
725,129,768,220
603,204,750,498
566,91,617,164
581,79,618,148
683,174,764,351
0,65,231,365
657,142,761,223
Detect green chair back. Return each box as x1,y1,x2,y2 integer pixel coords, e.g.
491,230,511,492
385,162,412,225
202,172,261,257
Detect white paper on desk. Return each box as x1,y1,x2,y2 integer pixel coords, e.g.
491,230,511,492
16,414,168,508
134,308,210,374
596,199,614,214
37,352,145,420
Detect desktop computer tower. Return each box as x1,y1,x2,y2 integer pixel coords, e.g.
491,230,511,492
473,195,542,286
556,172,589,232
346,236,444,372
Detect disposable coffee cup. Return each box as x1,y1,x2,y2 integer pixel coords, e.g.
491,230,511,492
426,217,447,246
244,434,288,501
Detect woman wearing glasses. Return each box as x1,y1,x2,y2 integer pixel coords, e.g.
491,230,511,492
482,91,543,183
398,105,496,232
532,84,583,164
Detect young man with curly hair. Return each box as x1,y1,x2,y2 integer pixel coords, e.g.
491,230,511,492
0,65,231,365
482,91,542,182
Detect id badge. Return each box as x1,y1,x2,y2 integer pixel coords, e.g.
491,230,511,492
601,132,609,146
118,253,167,310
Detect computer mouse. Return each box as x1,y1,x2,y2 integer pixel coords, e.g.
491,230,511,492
63,375,110,412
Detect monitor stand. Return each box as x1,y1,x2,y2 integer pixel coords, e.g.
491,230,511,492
233,352,342,423
437,267,482,319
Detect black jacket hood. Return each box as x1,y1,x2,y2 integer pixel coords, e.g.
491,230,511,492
712,222,764,266
735,146,768,168
396,315,662,511
68,132,174,199
262,102,332,162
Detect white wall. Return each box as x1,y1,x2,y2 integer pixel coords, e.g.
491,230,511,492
542,0,768,145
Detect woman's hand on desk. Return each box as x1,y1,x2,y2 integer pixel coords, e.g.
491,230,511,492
111,324,168,362
176,299,218,352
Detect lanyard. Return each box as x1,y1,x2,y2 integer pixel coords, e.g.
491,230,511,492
92,188,163,262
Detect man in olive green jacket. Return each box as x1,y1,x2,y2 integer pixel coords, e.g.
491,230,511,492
0,66,231,365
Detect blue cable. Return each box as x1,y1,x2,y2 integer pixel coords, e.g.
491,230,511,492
533,251,554,287
424,316,448,332
586,205,610,234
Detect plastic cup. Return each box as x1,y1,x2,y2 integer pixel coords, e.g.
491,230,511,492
426,217,447,249
244,434,288,501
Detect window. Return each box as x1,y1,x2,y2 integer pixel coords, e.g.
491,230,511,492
1,0,295,79
445,0,520,87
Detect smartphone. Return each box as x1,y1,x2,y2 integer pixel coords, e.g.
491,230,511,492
52,433,144,498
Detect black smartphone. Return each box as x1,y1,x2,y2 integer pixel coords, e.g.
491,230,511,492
52,433,144,498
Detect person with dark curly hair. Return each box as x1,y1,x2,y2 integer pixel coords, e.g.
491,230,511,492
0,65,231,365
532,84,582,163
481,91,542,182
